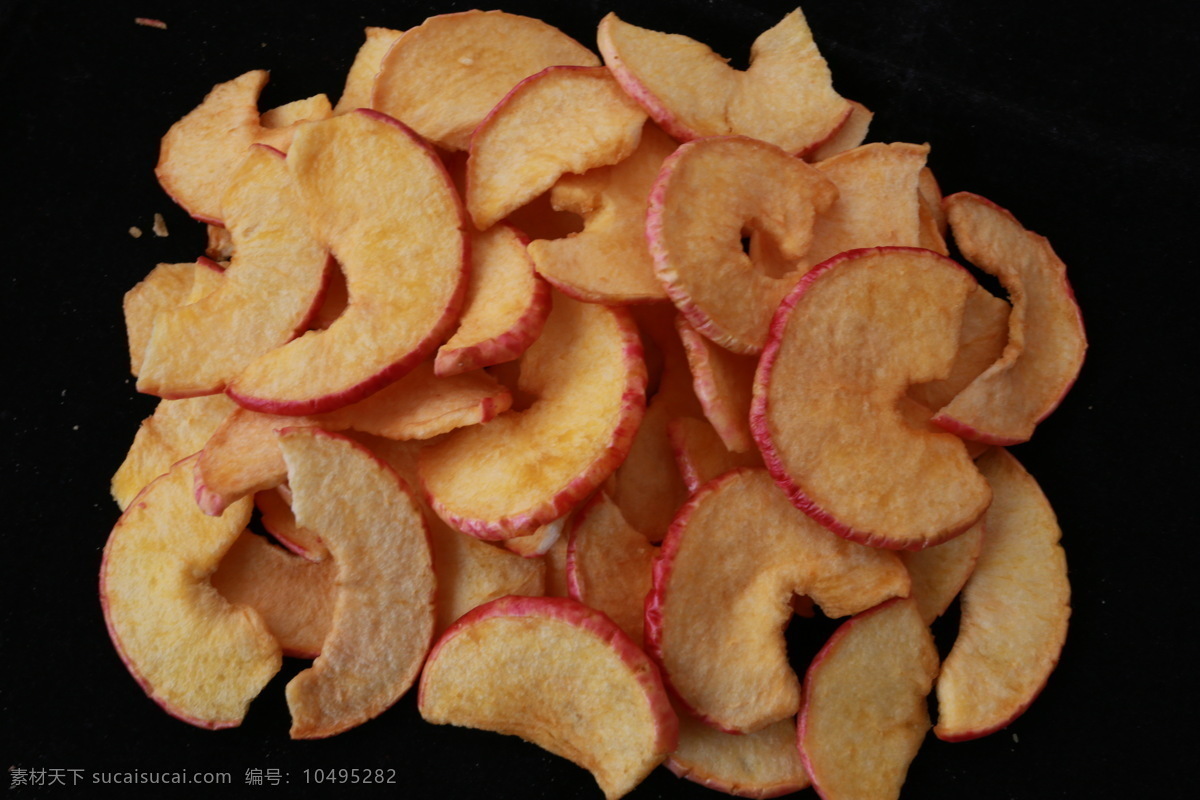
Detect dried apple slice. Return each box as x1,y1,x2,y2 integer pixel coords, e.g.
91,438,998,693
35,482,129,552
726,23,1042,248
751,247,992,549
100,455,279,728
256,94,333,152
808,100,873,162
435,224,551,377
647,468,910,733
372,10,599,152
647,135,837,354
932,192,1087,444
466,66,648,231
677,314,757,453
227,110,468,416
503,515,569,558
211,531,335,658
138,144,330,399
900,519,984,624
255,486,326,560
420,292,647,539
528,122,676,304
798,597,939,800
598,10,851,155
907,287,1010,414
333,26,404,115
935,447,1070,741
419,595,678,800
124,261,203,376
667,416,762,494
668,713,809,798
279,427,436,739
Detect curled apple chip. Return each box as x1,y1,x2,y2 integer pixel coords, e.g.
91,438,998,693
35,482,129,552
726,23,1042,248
648,135,838,354
646,468,910,733
935,447,1070,741
933,192,1087,444
798,597,939,800
279,427,436,739
333,26,404,115
668,713,809,799
372,9,599,152
677,314,757,453
101,456,280,728
466,66,648,231
751,247,992,549
667,416,762,494
598,10,851,155
419,596,678,800
420,292,647,539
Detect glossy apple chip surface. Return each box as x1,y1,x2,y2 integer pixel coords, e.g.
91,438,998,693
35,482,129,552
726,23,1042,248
227,110,468,416
933,192,1087,444
751,246,992,549
798,597,939,800
668,713,809,799
647,135,837,354
279,427,436,739
101,456,279,728
935,447,1070,741
419,595,677,800
646,468,909,733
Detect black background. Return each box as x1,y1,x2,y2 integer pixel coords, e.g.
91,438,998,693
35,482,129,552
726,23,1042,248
3,0,1197,798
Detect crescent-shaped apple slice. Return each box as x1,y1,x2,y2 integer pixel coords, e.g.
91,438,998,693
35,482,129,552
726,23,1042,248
100,455,280,728
279,427,436,739
419,595,678,800
668,713,810,799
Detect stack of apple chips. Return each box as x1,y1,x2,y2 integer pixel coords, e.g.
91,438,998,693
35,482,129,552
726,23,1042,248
106,8,1085,800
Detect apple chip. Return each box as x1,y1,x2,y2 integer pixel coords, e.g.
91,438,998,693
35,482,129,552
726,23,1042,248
333,27,404,115
256,93,333,151
677,314,757,453
255,486,326,561
900,519,985,624
419,596,678,800
668,713,809,798
808,100,874,161
667,416,762,494
124,261,203,376
503,515,569,558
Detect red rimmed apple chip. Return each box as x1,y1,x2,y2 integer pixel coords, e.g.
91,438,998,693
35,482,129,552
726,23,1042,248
372,9,599,152
667,416,762,494
466,66,648,231
333,26,404,115
278,427,436,739
932,192,1087,444
808,100,873,162
646,468,910,733
211,531,335,659
598,10,851,156
419,292,647,539
255,486,326,561
419,595,678,800
227,109,468,416
435,224,551,377
647,135,837,354
798,597,939,800
751,246,992,549
668,713,809,799
677,314,757,453
934,447,1070,741
100,455,280,728
138,144,330,399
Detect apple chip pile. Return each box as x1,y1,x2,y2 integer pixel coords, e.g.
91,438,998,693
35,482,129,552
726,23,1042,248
106,7,1085,799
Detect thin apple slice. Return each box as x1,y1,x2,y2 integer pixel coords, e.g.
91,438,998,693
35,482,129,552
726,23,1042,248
435,224,551,377
333,26,404,115
419,595,678,800
124,261,203,376
100,455,279,728
935,447,1070,741
808,100,873,162
256,94,333,152
372,9,599,152
227,110,468,416
668,712,810,799
647,135,837,355
255,486,326,561
598,10,851,155
647,468,910,733
751,247,992,549
279,427,435,739
528,122,676,304
420,292,647,539
466,66,648,231
667,416,762,494
138,144,330,399
211,531,335,658
111,394,238,510
908,287,1010,414
677,314,757,453
566,491,657,645
933,192,1087,444
798,597,939,800
899,519,984,624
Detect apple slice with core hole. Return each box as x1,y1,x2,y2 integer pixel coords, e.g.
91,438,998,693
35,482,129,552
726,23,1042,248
466,66,648,231
646,468,910,733
647,135,837,355
668,712,809,799
279,427,436,739
227,109,468,416
420,292,647,539
932,192,1087,445
100,455,280,728
419,595,678,800
334,27,404,115
372,10,598,152
751,246,992,549
798,597,939,800
935,447,1070,741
